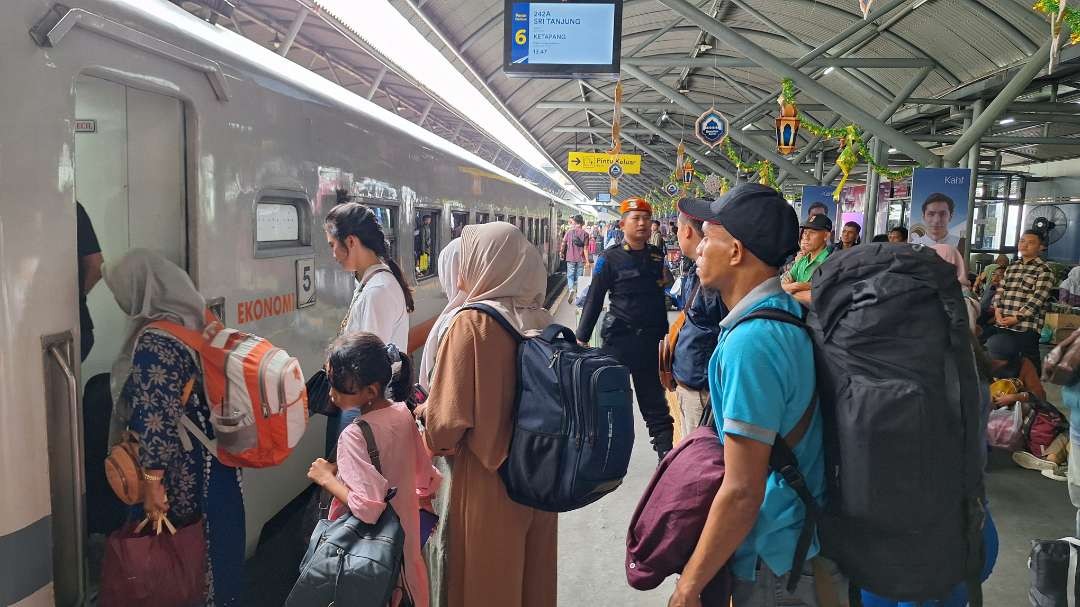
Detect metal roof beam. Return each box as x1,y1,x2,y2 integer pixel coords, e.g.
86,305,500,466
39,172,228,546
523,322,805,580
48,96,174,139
622,64,818,182
722,0,892,101
943,37,1055,165
624,55,938,69
535,101,834,112
914,134,1080,145
277,7,308,56
653,0,939,166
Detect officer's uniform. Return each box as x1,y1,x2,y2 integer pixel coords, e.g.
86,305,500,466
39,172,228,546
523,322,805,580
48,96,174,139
576,200,674,456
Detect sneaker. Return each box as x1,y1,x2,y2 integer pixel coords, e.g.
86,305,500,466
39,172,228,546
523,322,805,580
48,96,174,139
1013,450,1058,471
1042,467,1068,482
567,289,575,304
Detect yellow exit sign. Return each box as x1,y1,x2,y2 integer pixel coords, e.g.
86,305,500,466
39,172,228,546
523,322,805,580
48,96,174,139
567,152,642,174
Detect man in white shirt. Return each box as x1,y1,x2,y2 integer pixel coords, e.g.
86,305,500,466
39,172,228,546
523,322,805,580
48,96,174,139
910,193,963,248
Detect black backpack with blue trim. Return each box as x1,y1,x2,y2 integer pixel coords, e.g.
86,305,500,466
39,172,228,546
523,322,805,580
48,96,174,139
462,303,634,512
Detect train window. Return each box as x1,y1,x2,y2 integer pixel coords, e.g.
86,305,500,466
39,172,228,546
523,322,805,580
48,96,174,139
451,211,469,239
254,192,312,258
369,204,398,260
541,218,549,246
508,215,517,229
527,217,536,244
477,212,490,224
415,210,439,280
496,213,506,222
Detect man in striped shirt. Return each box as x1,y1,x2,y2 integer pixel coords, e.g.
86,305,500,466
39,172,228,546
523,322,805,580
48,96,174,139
990,230,1055,369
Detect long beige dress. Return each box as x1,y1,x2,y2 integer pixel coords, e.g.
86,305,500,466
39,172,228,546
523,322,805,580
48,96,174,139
424,310,558,607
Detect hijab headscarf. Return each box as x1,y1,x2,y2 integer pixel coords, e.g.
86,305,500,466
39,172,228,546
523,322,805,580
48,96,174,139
419,238,465,389
931,244,970,289
932,244,977,332
105,249,206,442
456,222,553,336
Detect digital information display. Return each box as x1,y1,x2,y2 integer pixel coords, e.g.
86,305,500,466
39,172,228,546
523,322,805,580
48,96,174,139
504,0,622,78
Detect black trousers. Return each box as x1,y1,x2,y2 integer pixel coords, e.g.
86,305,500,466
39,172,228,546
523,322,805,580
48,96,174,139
602,329,674,453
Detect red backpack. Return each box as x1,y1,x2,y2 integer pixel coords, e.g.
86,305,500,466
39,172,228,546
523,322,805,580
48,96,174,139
147,320,309,468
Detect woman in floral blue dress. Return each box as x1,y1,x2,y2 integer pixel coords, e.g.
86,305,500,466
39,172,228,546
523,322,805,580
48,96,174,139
106,249,245,606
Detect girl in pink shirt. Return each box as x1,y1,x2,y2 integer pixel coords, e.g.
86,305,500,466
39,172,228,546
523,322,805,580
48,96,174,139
307,333,441,607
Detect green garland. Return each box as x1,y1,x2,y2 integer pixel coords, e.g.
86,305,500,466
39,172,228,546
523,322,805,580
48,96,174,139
1033,0,1080,44
723,139,780,190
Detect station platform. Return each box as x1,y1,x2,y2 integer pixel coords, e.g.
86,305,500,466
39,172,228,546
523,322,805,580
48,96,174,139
244,270,1077,606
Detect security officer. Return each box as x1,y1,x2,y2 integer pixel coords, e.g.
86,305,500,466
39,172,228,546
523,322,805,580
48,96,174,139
577,197,675,460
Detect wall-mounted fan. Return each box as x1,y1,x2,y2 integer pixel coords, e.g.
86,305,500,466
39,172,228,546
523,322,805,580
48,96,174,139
1028,205,1069,245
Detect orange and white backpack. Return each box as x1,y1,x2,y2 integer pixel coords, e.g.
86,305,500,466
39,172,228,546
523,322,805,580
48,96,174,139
146,320,309,468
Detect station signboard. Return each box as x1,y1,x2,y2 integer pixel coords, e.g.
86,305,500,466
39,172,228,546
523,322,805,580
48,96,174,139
567,151,641,174
504,0,623,78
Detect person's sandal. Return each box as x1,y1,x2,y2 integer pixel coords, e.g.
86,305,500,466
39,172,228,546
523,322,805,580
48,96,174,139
1042,466,1069,482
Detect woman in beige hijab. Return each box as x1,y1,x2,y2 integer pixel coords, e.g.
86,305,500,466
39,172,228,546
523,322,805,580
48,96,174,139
418,222,556,607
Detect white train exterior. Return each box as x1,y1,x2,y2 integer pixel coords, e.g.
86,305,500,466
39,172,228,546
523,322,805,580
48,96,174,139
0,1,578,604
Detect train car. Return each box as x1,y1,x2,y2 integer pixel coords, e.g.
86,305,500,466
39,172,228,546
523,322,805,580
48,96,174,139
0,1,580,604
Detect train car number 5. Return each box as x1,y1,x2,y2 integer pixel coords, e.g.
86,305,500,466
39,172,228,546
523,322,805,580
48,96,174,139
296,257,316,308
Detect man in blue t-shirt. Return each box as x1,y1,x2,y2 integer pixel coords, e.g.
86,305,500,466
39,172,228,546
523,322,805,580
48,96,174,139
669,184,846,607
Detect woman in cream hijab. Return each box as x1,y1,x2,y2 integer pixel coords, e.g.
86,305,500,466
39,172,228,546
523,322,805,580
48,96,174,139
419,238,464,390
105,249,245,606
419,222,556,607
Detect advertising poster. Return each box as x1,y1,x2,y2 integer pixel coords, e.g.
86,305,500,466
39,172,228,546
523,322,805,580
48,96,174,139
909,168,972,249
800,185,837,223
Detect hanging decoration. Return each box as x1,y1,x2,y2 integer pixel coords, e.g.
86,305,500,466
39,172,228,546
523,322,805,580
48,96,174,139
775,80,801,155
859,0,875,19
610,81,623,198
675,140,685,172
1033,0,1080,49
722,139,780,190
779,78,915,200
702,174,722,194
694,107,729,149
681,159,695,196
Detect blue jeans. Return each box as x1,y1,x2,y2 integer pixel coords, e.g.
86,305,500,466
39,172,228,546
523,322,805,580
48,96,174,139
567,261,584,293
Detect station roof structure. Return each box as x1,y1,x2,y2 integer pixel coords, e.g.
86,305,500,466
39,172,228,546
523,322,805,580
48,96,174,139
201,0,573,198
385,0,1080,199
191,0,1080,205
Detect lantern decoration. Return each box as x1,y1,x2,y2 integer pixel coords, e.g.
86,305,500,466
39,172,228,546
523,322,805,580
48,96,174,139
682,159,694,189
719,177,731,195
775,98,801,155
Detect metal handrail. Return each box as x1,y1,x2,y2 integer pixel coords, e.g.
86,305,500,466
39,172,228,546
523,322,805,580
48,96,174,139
47,343,87,607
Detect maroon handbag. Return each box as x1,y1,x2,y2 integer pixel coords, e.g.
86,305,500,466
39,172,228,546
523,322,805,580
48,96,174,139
626,422,732,604
99,517,207,607
626,404,815,605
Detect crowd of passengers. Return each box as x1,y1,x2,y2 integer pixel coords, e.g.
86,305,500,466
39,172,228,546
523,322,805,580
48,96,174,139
76,181,1080,607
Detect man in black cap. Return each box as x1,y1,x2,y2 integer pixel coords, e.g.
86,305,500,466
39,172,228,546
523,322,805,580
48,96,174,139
668,184,842,607
782,213,832,307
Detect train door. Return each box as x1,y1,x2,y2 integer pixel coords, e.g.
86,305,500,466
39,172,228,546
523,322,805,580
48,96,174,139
68,74,187,602
74,75,187,382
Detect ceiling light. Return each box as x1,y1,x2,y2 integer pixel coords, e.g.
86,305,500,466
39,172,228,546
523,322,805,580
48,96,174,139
705,150,712,155
888,148,898,154
660,111,669,122
697,43,713,53
999,117,1015,125
824,67,835,75
677,88,690,94
271,32,282,50
741,123,753,131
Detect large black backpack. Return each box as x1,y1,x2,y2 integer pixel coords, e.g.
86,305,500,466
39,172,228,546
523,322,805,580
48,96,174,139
463,304,634,512
807,244,986,603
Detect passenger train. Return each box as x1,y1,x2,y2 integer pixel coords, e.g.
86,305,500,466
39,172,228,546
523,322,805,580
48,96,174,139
0,1,581,604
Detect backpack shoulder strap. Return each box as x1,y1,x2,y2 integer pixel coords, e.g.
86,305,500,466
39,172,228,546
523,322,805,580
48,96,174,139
355,419,383,474
725,306,820,592
460,303,524,343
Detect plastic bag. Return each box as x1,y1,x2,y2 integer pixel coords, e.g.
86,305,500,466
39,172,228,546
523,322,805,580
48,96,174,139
986,404,1025,451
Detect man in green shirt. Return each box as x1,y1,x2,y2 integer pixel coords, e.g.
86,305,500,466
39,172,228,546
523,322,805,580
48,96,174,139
782,214,832,306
